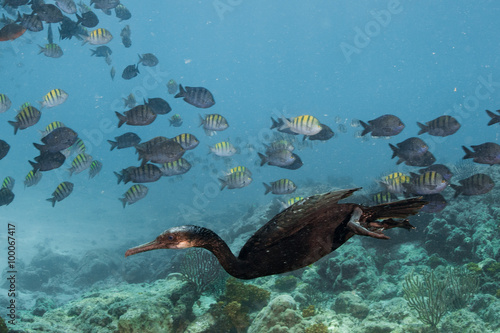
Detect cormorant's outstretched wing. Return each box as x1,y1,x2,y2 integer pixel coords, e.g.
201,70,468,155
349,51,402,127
238,188,360,260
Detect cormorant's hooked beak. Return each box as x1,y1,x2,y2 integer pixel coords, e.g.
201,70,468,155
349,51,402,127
125,239,161,257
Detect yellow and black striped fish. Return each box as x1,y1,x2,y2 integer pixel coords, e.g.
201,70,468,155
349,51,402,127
68,153,93,176
172,133,199,150
1,176,14,191
119,184,148,208
210,141,237,157
382,172,407,182
24,170,42,188
219,171,252,190
159,158,191,177
47,181,74,207
263,178,297,195
82,28,113,45
228,166,252,177
71,138,86,155
39,121,65,137
8,105,41,135
406,171,448,195
280,196,304,210
199,114,229,135
371,191,398,205
38,43,63,58
280,115,322,136
0,93,11,113
379,174,411,194
88,160,103,179
16,102,31,112
39,89,68,109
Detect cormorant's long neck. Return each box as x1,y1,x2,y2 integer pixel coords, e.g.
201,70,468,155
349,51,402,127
192,226,250,279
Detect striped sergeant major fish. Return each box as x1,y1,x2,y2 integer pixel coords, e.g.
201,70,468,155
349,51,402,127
279,115,322,137
417,115,461,137
209,141,237,157
199,114,229,136
219,171,252,191
0,93,12,113
39,89,68,109
81,28,113,45
172,133,199,150
175,84,215,108
47,181,74,207
403,171,448,195
450,173,495,198
263,178,296,195
8,105,41,135
119,184,148,208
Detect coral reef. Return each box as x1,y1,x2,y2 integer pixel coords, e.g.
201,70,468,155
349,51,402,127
301,304,315,318
247,294,304,333
305,323,328,333
273,275,298,292
32,297,57,316
0,316,7,333
4,182,500,333
332,292,370,320
12,274,197,333
209,278,271,332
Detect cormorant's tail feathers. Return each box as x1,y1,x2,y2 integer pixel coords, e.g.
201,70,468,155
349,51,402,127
363,197,427,221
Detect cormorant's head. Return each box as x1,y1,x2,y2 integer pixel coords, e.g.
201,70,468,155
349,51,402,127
125,225,198,257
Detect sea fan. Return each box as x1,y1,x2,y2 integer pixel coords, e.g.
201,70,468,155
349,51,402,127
180,248,226,295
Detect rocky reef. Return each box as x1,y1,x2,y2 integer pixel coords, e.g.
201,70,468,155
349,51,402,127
4,172,500,332
11,274,197,333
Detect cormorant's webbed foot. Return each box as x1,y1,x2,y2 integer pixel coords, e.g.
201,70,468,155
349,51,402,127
366,218,415,231
347,207,390,240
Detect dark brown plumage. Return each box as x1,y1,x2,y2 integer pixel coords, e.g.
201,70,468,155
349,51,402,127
125,188,426,279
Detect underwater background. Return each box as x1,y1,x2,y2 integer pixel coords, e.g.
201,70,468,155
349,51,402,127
0,0,499,332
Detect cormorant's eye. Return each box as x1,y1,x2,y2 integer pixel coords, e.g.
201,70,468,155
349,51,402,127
167,235,174,241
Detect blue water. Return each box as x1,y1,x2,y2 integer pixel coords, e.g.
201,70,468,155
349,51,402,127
0,1,498,251
0,1,499,327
